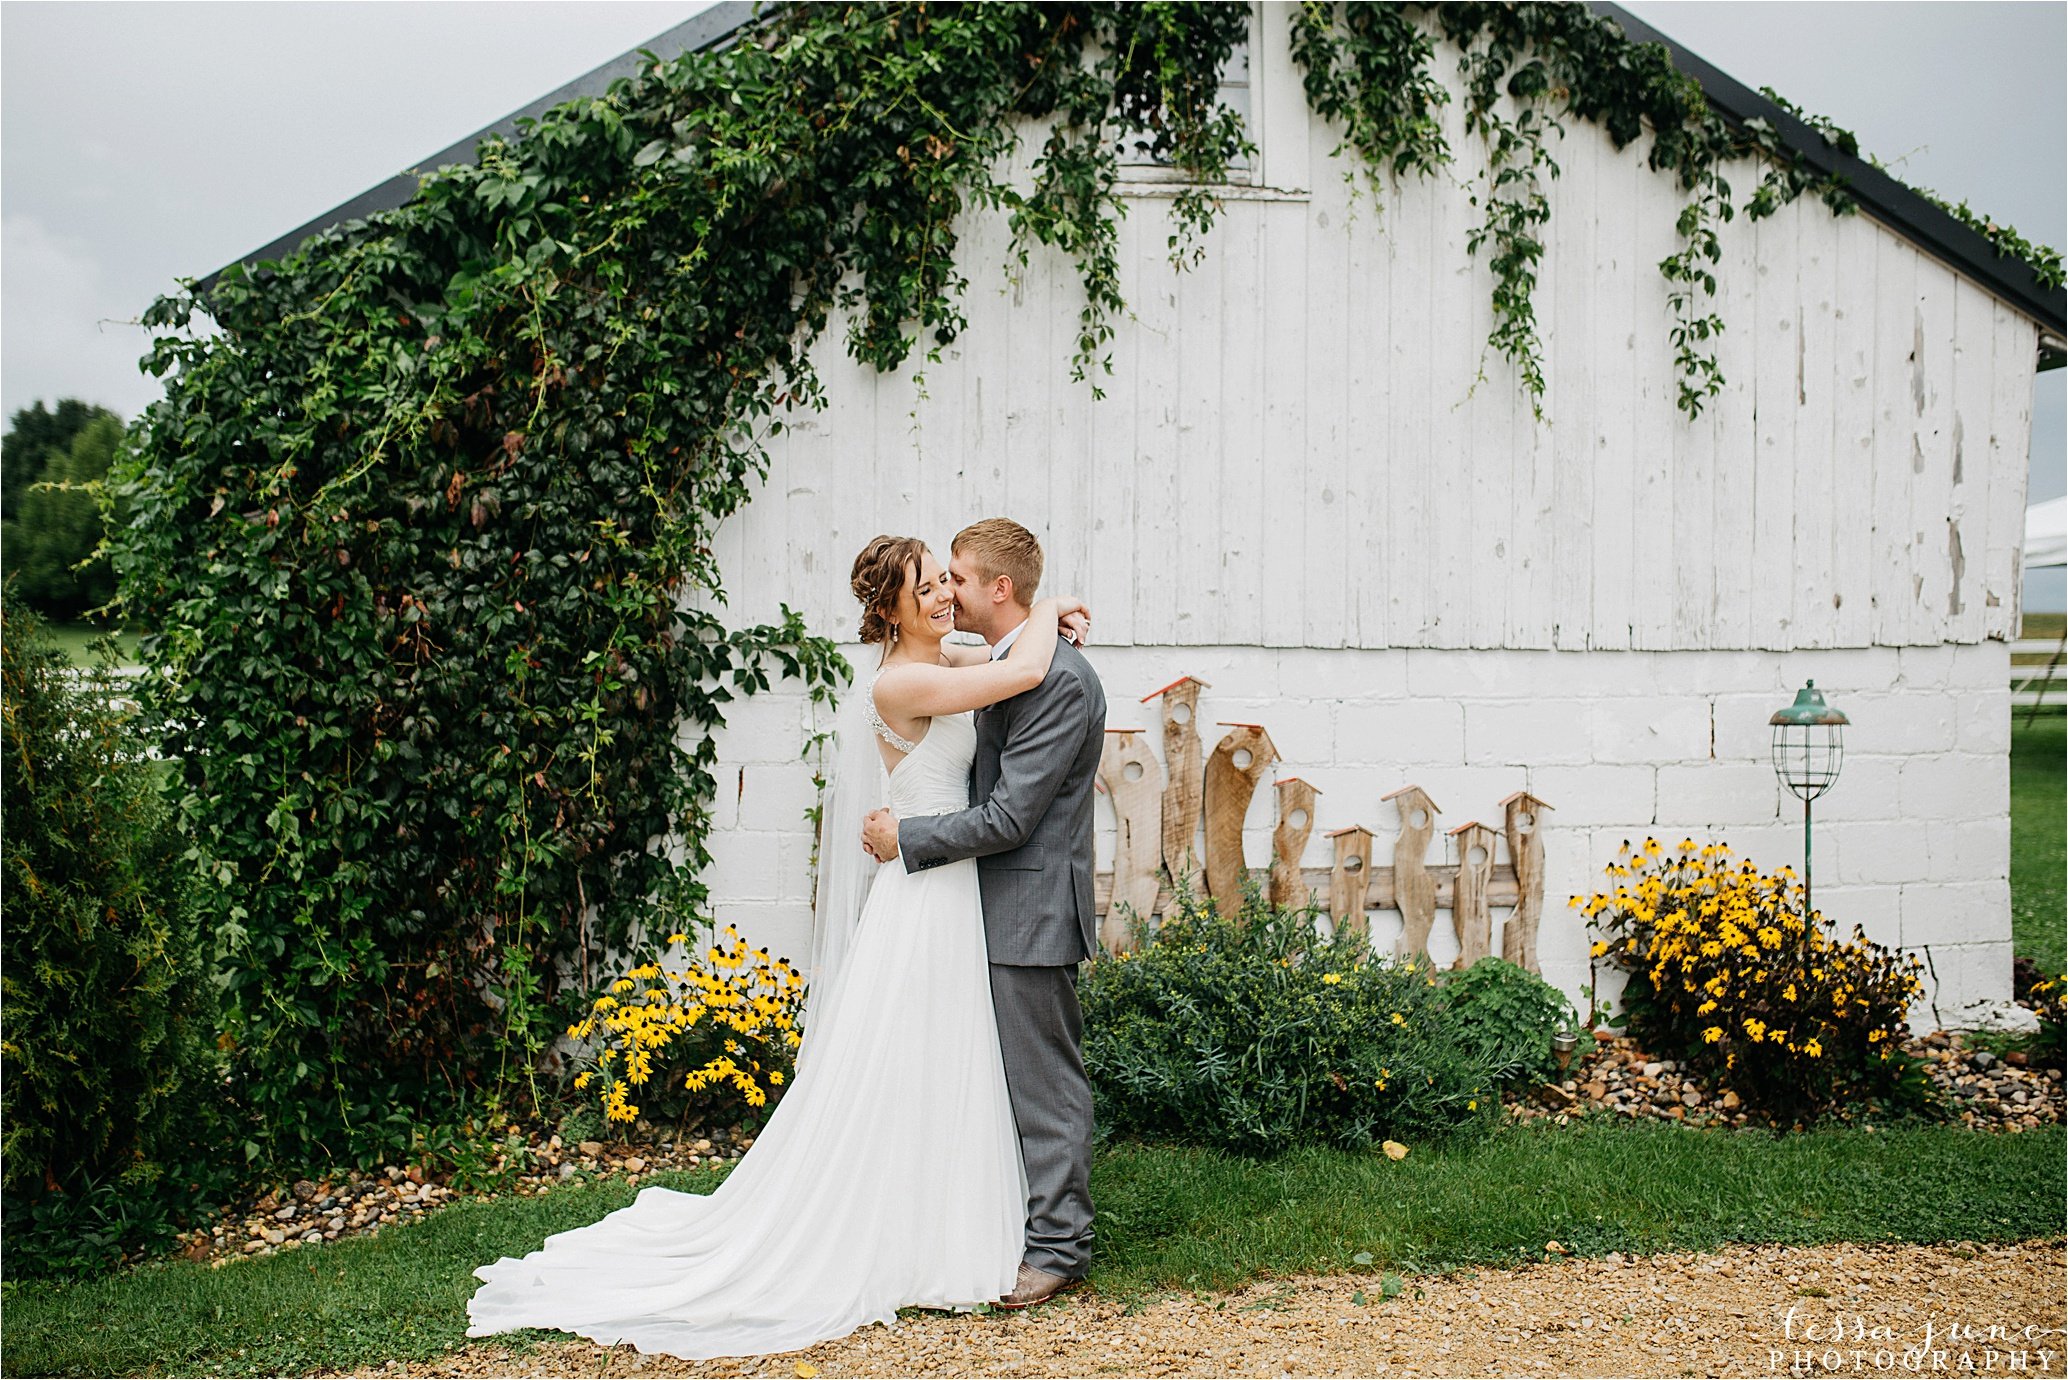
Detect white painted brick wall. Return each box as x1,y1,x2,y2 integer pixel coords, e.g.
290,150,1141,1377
1955,695,2012,755
1841,691,1959,754
1653,762,1786,826
1795,755,1905,823
1902,879,2011,949
1589,697,1714,765
1524,765,1657,826
1828,820,1937,886
704,830,783,902
736,762,825,834
1466,700,1598,766
1338,701,1465,767
1898,645,1964,689
1899,753,2008,821
674,643,2015,1027
1933,818,2010,879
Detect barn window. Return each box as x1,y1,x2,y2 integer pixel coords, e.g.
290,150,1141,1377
1112,32,1253,185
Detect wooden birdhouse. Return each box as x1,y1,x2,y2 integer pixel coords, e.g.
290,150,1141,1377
1270,778,1320,910
1324,824,1374,941
1142,676,1210,890
1203,722,1278,908
1097,728,1166,954
1447,820,1501,969
1497,790,1555,974
1381,784,1442,958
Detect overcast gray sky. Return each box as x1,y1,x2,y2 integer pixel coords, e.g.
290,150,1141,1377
3,1,2061,513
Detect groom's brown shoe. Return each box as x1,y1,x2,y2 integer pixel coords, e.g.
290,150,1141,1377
996,1262,1082,1310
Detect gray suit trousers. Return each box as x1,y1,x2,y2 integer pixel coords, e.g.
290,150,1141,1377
987,962,1095,1278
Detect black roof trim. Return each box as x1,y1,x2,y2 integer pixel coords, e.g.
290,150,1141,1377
196,1,760,294
1593,2,2064,337
204,0,2065,342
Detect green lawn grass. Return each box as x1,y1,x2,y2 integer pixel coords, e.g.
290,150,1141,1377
42,620,141,669
4,1120,2060,1379
2022,612,2066,641
2010,709,2065,976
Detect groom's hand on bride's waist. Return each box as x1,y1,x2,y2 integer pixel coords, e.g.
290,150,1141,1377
862,808,901,863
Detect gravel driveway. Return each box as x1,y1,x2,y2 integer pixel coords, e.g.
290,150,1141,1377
346,1238,2064,1378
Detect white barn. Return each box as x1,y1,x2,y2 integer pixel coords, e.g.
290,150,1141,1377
223,2,2065,1027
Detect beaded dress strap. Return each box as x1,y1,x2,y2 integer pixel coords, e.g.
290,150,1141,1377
865,671,922,754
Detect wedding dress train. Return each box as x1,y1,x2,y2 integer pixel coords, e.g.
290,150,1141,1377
466,709,1026,1358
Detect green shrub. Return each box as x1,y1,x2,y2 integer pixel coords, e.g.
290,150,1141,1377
407,1116,537,1194
1,410,124,621
0,593,233,1276
1438,955,1594,1085
554,1101,604,1149
1082,884,1509,1156
1576,836,1933,1122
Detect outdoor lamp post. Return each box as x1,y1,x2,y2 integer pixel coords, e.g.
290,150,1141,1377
1769,680,1848,922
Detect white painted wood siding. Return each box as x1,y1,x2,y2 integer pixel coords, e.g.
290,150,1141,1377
712,5,2041,653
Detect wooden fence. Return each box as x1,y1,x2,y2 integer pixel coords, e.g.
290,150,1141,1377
2012,631,2067,711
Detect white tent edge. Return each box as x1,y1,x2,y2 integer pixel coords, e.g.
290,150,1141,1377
2026,496,2066,570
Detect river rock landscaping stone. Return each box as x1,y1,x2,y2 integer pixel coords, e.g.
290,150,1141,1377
172,1124,760,1268
1501,1030,2062,1132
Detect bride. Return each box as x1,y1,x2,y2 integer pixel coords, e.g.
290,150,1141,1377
465,534,1089,1360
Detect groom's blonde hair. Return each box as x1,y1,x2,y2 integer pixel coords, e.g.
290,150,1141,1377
952,518,1042,607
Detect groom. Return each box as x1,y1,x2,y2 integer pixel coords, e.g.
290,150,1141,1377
860,517,1107,1309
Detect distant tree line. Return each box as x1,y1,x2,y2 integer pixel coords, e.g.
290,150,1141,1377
2,399,123,621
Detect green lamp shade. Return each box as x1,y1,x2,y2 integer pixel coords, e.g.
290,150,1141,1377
1768,679,1851,727
1771,680,1846,801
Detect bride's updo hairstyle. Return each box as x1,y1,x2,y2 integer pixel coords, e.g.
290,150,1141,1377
850,535,929,644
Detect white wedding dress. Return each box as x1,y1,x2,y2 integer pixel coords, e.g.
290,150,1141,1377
466,708,1026,1358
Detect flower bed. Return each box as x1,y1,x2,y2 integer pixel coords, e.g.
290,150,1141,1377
1575,838,1930,1122
1508,1031,2064,1132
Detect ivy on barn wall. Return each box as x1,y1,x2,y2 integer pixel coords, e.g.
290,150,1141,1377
1291,1,1868,418
1757,84,2065,293
116,1,1252,1166
113,0,2055,1166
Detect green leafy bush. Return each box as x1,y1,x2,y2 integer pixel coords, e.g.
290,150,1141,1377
1438,955,1593,1085
1576,837,1933,1122
0,593,232,1276
407,1117,537,1195
111,2,1264,1170
1083,884,1508,1156
2,408,124,621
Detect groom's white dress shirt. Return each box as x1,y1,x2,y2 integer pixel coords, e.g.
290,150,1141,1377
989,619,1029,661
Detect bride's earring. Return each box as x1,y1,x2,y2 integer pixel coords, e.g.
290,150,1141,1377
890,623,899,645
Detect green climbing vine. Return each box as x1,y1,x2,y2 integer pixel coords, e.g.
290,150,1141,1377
114,2,1251,1170
1759,84,2065,293
1441,7,1564,413
1291,2,1874,419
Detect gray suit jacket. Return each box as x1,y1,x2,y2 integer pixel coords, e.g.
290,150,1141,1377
899,636,1107,966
